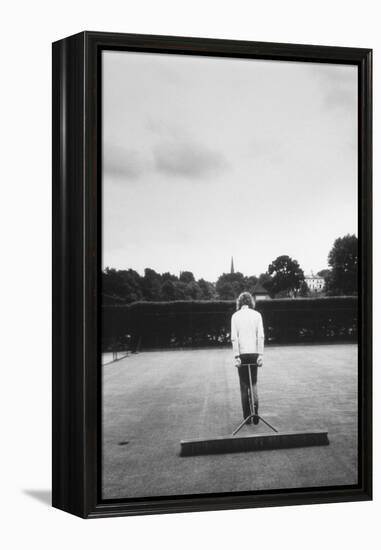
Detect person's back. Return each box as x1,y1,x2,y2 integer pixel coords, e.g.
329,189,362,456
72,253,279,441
231,292,264,424
231,306,264,356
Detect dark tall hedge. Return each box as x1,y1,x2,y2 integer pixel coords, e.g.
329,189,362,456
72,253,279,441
102,297,357,351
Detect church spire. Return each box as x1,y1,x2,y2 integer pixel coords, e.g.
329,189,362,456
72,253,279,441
230,256,235,274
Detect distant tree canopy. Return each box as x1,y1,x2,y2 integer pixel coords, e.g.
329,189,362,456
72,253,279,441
266,255,305,297
317,269,331,280
179,271,195,284
326,234,358,295
102,268,217,304
299,280,310,297
198,278,216,300
215,272,247,299
102,268,144,303
258,272,272,291
102,236,358,303
103,268,261,303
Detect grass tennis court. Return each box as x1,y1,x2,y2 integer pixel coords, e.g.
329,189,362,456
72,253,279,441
102,344,358,499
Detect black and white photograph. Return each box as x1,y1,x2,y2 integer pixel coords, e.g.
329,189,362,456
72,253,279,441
101,50,360,500
2,0,378,543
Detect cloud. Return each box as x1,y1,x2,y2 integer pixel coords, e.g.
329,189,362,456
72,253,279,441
247,137,285,163
309,64,357,112
323,86,356,111
103,140,228,182
103,145,146,180
154,142,228,179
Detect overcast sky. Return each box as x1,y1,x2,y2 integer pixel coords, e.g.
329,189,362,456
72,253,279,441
102,51,357,281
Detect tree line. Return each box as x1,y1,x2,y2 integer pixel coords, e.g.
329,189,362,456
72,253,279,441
102,234,358,304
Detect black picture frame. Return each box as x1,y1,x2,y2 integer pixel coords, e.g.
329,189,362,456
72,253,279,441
52,31,372,518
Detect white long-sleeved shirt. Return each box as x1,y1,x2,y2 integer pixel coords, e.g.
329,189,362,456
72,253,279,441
231,305,264,358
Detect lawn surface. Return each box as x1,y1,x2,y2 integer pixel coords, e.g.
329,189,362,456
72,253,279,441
102,344,357,499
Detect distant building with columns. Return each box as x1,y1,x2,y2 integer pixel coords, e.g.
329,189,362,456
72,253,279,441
305,271,325,292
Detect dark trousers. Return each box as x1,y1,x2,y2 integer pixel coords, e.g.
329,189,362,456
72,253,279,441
237,353,259,419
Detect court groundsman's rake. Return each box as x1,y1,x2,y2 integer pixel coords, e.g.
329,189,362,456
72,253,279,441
180,362,329,456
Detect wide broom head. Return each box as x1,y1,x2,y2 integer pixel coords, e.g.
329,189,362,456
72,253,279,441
180,429,329,456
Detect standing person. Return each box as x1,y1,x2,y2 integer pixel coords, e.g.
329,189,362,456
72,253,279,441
231,292,264,424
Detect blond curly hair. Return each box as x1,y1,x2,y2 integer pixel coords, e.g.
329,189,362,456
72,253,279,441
236,291,256,311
